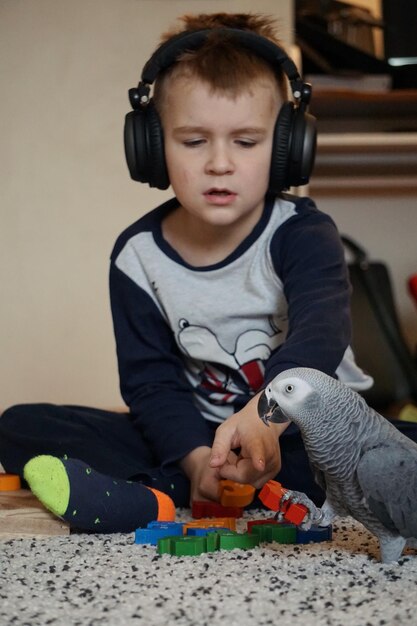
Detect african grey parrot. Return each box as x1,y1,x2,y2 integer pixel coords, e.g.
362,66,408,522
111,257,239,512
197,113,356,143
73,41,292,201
258,367,417,563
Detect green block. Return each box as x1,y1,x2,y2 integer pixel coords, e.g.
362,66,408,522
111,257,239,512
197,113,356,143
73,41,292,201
157,535,208,556
251,523,297,544
205,529,235,552
157,536,178,555
219,532,260,551
174,536,207,556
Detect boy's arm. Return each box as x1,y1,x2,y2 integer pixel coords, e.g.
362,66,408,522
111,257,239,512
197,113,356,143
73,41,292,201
212,203,351,485
265,204,352,381
110,263,214,469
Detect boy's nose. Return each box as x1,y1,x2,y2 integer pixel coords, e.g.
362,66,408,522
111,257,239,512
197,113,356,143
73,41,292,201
205,144,234,175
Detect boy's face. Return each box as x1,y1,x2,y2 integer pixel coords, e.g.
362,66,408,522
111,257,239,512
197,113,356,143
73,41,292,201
161,74,281,232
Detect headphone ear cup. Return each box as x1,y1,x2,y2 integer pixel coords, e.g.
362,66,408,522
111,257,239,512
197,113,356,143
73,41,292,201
124,102,170,190
286,109,317,189
269,102,294,193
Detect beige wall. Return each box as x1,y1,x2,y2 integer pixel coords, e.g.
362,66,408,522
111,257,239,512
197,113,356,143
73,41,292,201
0,0,293,409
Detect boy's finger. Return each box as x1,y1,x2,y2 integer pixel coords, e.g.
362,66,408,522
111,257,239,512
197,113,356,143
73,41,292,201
209,426,235,468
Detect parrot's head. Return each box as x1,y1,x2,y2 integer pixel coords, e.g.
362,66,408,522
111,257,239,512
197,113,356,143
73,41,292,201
258,368,326,428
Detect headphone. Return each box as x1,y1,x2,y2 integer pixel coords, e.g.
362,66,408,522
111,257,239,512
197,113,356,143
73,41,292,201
124,28,317,193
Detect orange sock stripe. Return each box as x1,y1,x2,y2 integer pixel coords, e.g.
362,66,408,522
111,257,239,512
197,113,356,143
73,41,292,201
148,487,176,521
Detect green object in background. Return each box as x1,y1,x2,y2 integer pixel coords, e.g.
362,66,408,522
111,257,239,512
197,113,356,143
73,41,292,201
399,404,417,423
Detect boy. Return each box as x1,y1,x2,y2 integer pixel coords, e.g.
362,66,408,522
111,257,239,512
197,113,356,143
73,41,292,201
0,13,371,532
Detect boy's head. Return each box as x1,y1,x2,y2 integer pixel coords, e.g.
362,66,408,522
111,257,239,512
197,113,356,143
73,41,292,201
152,13,289,116
124,12,316,194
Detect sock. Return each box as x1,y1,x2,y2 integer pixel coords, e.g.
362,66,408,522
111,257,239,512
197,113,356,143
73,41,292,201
23,455,175,533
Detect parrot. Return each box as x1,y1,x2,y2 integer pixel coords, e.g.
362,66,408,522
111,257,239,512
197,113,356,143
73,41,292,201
257,367,417,563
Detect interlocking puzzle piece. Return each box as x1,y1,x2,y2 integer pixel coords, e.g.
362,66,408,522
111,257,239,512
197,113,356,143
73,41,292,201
219,480,256,507
186,526,230,536
251,522,297,544
0,474,21,491
158,535,209,556
296,525,333,544
157,529,258,555
218,532,260,551
183,517,236,533
135,521,184,544
246,518,278,533
192,500,243,519
258,480,309,525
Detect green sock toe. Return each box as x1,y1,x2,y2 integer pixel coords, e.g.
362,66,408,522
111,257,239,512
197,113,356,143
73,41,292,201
23,455,70,516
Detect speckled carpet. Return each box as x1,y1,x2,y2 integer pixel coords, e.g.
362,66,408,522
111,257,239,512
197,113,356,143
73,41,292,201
2,510,417,626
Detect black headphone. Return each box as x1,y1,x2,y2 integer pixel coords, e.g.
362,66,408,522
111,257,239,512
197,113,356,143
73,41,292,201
124,28,317,193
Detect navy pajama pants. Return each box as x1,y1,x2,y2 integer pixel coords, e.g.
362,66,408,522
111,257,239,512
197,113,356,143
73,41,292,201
1,403,417,508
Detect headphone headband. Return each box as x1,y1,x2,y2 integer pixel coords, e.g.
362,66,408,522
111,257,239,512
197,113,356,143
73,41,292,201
137,28,306,104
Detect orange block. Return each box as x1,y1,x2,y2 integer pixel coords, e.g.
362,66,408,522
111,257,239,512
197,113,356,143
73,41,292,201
258,480,285,511
219,480,256,507
183,517,236,532
0,474,21,491
258,480,308,525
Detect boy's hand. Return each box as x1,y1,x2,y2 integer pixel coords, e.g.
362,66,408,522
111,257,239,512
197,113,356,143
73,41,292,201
209,392,288,489
180,446,238,504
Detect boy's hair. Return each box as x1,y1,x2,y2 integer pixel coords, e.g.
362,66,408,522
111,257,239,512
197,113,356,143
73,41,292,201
153,13,289,115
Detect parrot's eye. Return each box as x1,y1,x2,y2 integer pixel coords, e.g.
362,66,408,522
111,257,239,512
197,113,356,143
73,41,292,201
285,384,294,394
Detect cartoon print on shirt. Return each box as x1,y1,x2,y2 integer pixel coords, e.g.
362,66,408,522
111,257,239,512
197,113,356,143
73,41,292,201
177,317,284,404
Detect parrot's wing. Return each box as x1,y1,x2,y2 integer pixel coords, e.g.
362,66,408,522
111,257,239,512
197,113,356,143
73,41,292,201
357,441,417,538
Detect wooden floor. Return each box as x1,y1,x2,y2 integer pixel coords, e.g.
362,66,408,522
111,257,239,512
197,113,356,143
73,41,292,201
0,489,70,539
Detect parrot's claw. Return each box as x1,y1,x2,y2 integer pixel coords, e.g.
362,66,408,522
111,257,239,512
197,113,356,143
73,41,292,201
280,489,323,529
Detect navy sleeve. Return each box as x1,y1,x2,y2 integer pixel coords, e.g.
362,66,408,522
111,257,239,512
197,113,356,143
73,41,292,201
265,198,351,383
109,262,214,469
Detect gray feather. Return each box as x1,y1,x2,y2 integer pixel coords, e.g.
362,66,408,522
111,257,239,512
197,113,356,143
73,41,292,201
260,367,417,563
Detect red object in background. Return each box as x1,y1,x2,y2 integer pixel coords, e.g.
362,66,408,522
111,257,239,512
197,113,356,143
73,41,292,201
409,275,417,307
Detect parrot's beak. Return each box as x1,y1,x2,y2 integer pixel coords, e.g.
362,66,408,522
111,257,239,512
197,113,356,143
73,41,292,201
258,390,289,425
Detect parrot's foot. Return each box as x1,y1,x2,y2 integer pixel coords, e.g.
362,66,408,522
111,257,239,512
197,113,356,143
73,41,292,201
318,499,337,527
379,535,407,563
278,489,323,530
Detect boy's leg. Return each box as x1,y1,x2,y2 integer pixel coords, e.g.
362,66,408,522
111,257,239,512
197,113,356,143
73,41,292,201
0,403,192,531
23,455,175,532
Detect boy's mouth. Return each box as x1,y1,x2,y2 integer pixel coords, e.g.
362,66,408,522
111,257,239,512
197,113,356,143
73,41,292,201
206,188,232,196
204,188,237,204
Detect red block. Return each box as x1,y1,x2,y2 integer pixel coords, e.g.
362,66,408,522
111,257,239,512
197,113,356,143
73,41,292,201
192,500,243,519
258,480,309,525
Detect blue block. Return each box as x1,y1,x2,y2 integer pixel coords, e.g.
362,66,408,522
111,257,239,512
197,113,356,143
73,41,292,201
135,521,184,545
296,525,332,544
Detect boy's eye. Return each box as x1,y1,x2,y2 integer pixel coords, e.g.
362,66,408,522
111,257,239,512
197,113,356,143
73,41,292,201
183,139,205,148
235,139,257,148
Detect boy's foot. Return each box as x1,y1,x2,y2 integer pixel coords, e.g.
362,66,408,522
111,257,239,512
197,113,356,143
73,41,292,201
23,455,175,533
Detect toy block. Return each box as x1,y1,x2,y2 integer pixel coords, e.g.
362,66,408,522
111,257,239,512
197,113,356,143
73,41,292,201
0,474,21,491
283,502,309,526
247,518,278,533
219,480,256,507
296,525,333,544
258,480,309,525
251,523,297,544
192,500,243,519
183,517,236,533
0,489,69,538
218,532,260,551
258,480,286,511
158,535,211,556
186,526,230,536
135,522,184,545
147,521,184,533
